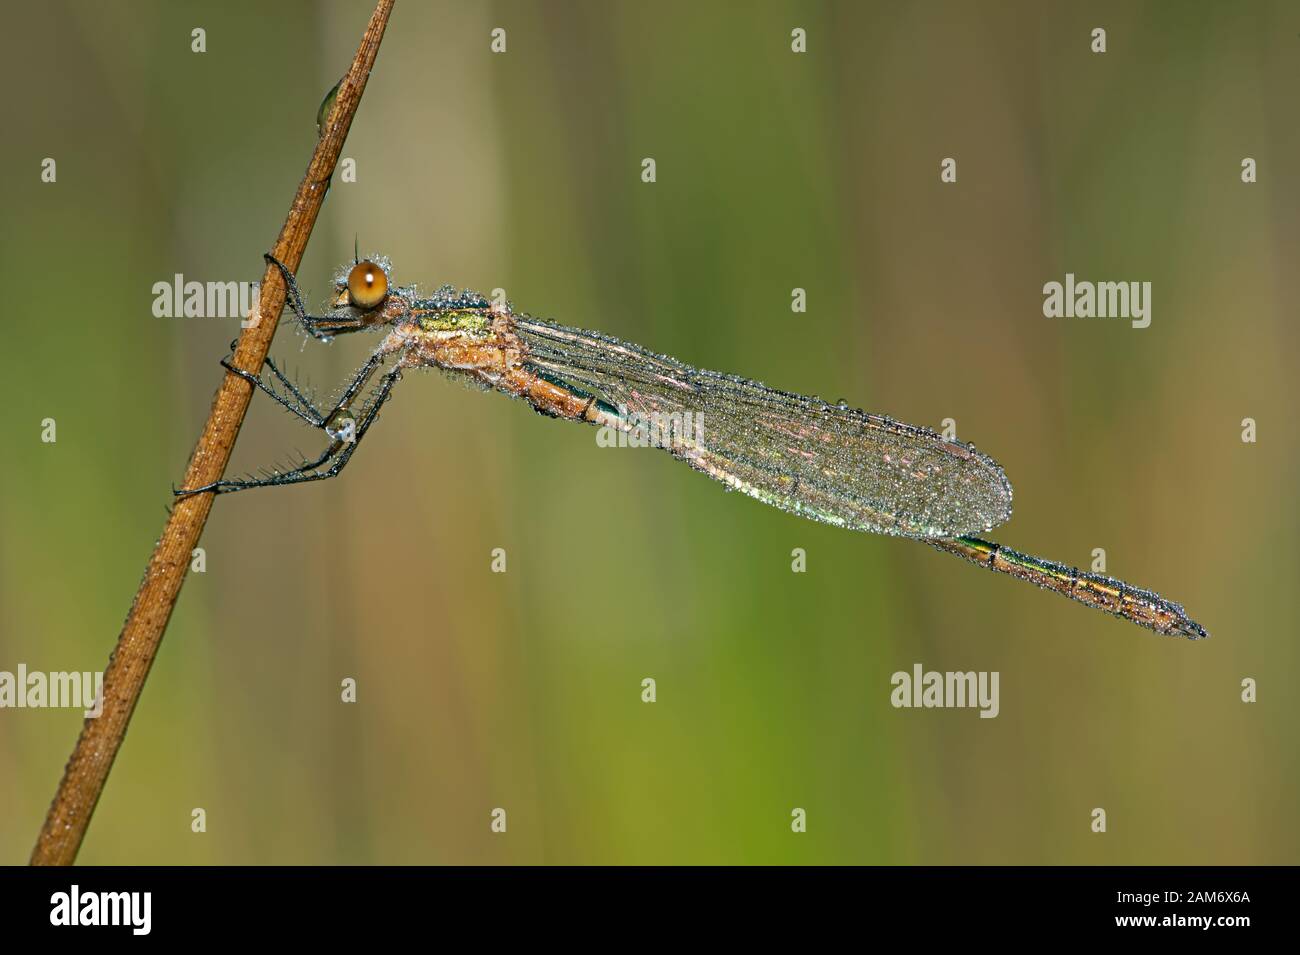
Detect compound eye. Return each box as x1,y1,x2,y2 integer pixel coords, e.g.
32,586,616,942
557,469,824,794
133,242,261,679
346,261,388,309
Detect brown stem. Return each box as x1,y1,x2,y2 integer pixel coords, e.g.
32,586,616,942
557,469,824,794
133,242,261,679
29,0,397,866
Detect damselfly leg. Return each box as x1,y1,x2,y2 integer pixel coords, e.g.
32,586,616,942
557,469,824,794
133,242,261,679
176,355,401,495
220,347,326,427
177,365,402,494
174,255,405,496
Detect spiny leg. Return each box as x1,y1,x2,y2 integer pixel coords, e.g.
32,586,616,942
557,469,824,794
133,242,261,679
226,291,373,426
212,329,327,427
262,354,327,423
180,366,404,494
233,252,388,429
293,365,404,484
263,253,372,341
332,349,388,412
221,352,326,428
176,351,397,496
264,253,328,340
186,439,348,495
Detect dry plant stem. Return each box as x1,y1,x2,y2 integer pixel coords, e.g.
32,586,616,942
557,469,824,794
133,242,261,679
29,0,397,866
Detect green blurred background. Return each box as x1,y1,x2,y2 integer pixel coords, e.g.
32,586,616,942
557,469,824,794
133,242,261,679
1,0,1295,864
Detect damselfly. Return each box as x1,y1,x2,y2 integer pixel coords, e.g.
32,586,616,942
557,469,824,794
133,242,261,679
178,254,1208,640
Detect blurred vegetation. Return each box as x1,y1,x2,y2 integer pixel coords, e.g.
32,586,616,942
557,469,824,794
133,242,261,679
0,0,1294,863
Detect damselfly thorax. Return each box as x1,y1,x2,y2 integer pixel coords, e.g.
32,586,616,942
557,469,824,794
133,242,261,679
381,300,604,423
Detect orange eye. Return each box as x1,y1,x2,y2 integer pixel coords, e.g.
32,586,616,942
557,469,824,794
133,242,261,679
346,261,388,309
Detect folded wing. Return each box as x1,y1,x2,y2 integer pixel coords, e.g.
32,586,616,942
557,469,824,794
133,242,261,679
514,317,1013,539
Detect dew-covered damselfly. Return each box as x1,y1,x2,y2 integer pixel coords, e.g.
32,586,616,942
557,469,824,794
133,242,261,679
178,254,1208,639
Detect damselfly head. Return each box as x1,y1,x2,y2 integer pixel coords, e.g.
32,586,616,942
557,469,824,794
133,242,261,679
334,259,390,310
288,255,401,340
